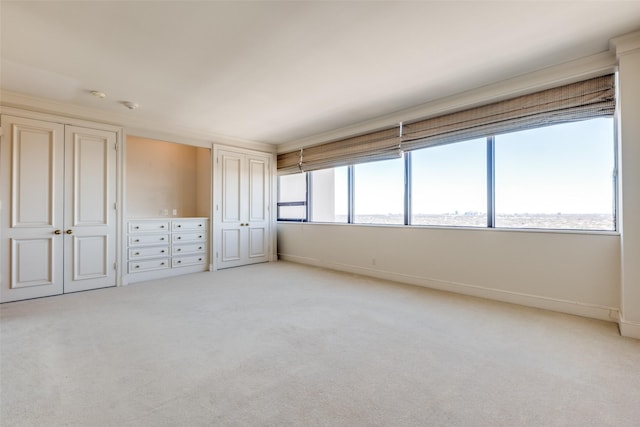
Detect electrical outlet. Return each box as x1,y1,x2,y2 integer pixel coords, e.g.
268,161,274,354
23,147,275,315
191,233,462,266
172,208,178,216
161,209,168,216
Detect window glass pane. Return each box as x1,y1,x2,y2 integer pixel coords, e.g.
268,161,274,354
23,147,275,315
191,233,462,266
310,167,348,223
354,157,404,224
495,118,615,230
278,205,306,220
278,173,306,203
411,138,487,227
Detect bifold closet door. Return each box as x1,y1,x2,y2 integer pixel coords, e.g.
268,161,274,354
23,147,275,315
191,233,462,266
216,149,270,269
63,126,117,293
0,116,65,302
0,116,117,302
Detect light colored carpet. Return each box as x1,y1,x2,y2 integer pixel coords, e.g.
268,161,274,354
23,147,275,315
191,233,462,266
1,261,639,426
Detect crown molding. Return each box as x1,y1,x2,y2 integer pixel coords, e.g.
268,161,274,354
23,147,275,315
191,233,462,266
0,90,276,153
610,30,640,57
277,49,616,154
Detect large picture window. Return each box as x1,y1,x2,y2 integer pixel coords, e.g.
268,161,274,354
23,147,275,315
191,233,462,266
310,167,348,223
354,157,405,225
494,118,615,230
411,138,487,227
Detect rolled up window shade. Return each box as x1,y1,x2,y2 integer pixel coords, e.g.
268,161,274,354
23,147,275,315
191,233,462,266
276,150,304,175
401,74,615,151
277,126,401,175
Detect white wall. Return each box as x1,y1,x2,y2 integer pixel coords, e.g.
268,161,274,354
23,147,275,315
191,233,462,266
278,223,620,321
614,32,640,338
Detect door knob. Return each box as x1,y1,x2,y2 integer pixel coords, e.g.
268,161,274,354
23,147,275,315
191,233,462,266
65,229,73,235
54,229,62,235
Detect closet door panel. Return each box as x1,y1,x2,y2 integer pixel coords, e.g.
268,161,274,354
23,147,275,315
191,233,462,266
10,237,55,288
221,154,242,223
248,227,267,259
248,158,266,222
0,116,64,302
221,229,241,264
63,126,116,293
246,155,269,263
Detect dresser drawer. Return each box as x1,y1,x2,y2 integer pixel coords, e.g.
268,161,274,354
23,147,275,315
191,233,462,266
172,219,207,231
128,234,169,246
129,258,170,273
173,232,206,243
128,220,170,233
128,246,169,259
172,242,206,255
172,254,207,267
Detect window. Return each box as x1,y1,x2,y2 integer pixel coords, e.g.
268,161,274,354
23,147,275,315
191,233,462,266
354,157,404,224
494,118,615,230
278,119,616,231
277,173,307,221
411,138,487,227
310,167,348,223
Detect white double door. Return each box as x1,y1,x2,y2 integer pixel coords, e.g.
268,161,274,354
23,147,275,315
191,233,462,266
0,115,117,302
215,148,271,269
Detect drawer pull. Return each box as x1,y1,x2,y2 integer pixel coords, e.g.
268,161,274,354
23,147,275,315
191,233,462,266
198,224,203,227
161,250,165,253
198,235,202,238
135,239,140,243
135,265,140,269
160,262,165,266
177,248,181,252
161,225,165,228
135,226,140,229
135,252,140,255
177,260,182,264
177,224,182,228
198,246,202,250
198,258,202,261
160,237,165,241
177,237,182,240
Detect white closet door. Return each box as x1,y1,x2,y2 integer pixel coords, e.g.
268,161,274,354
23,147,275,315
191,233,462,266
63,126,117,293
216,148,270,269
0,116,65,302
246,154,269,263
218,150,245,269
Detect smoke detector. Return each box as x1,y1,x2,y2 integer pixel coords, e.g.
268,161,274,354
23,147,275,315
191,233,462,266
122,101,139,110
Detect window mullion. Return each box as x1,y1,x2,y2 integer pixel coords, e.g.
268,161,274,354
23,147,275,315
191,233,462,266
305,172,311,222
404,151,411,225
487,136,495,228
347,165,355,224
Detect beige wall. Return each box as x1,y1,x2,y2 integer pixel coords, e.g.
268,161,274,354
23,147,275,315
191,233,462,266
126,136,210,218
196,147,211,218
278,213,621,322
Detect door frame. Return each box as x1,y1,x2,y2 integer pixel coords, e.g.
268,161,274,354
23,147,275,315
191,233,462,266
212,144,276,271
0,106,125,292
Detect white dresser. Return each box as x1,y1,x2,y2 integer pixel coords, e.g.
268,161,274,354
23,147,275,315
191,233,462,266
127,217,208,283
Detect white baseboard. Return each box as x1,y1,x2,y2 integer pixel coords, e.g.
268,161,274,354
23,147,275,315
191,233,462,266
278,254,620,323
619,317,640,339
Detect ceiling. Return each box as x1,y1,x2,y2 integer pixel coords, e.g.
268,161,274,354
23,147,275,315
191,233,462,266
2,1,640,146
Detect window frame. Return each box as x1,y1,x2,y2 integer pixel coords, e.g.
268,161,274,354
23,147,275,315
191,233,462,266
276,173,309,222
